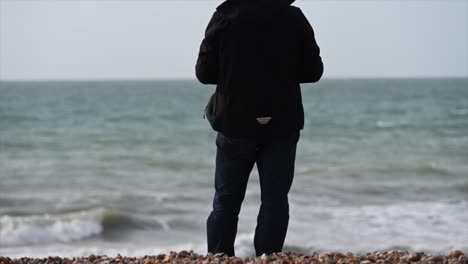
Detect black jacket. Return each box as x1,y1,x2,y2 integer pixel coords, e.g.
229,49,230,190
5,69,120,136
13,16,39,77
196,0,323,139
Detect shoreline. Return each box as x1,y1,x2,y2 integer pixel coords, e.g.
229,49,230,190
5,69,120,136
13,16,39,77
1,250,466,264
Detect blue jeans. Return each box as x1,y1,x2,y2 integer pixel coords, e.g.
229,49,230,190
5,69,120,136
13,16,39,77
207,131,299,256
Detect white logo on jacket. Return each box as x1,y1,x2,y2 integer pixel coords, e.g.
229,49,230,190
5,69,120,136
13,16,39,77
256,117,272,125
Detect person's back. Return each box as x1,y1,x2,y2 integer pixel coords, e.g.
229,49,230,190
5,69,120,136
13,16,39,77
196,0,323,257
196,0,323,139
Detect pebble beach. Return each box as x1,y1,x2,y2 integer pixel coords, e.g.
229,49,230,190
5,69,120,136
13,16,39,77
1,250,467,264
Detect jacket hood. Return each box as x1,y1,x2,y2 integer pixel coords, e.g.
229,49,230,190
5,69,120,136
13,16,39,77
216,0,295,24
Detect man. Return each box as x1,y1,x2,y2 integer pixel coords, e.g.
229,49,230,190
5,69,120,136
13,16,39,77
195,0,323,257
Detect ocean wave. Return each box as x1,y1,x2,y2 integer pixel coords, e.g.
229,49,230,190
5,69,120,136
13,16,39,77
367,163,453,176
454,183,468,194
0,141,37,150
298,162,454,177
450,108,468,116
289,200,468,254
0,208,163,246
105,116,153,123
0,114,41,123
1,200,467,257
376,120,396,128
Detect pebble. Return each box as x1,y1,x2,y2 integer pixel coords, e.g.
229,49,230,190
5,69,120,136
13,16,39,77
459,255,468,264
429,256,444,263
177,251,189,258
231,258,244,264
449,251,464,259
408,253,422,262
1,250,466,264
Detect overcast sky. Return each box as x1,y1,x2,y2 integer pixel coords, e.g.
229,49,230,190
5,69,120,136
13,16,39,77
0,0,467,80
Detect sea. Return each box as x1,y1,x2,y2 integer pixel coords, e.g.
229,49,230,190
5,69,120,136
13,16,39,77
0,79,467,258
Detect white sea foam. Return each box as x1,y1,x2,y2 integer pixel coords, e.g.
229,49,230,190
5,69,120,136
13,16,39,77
0,242,207,259
0,208,105,246
1,201,467,258
289,200,468,253
234,232,256,257
376,120,395,128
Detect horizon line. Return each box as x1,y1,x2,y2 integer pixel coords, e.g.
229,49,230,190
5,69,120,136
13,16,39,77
1,76,468,82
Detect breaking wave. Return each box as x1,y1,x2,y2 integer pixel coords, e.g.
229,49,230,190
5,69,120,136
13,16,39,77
0,208,163,246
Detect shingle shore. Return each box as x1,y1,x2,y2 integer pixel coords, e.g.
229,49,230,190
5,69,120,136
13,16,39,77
0,250,466,264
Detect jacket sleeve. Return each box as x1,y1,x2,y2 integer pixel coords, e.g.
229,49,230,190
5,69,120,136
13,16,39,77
196,11,223,85
298,9,324,83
